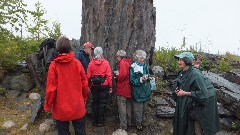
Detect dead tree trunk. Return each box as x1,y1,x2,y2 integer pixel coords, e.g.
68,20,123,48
80,0,156,69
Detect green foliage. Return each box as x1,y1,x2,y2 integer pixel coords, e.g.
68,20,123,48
154,47,180,72
0,40,20,70
217,58,231,72
232,121,240,130
224,51,240,62
0,87,6,96
0,1,63,71
28,1,48,42
0,0,28,32
0,36,39,70
48,20,62,40
201,57,212,71
16,37,39,59
224,51,234,60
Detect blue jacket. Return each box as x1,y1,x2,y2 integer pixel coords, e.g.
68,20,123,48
75,49,90,73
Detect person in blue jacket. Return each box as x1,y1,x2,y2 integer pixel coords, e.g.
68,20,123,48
76,42,94,73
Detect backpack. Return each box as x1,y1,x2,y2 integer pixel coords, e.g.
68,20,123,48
89,75,106,85
36,38,58,74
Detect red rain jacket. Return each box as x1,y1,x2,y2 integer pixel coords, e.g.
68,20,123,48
44,52,89,121
116,58,132,98
87,58,112,88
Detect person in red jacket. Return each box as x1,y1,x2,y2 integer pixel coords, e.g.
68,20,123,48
115,50,132,130
44,36,89,135
87,47,112,127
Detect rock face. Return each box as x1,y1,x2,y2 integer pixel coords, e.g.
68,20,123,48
203,71,240,119
221,70,240,85
80,0,156,69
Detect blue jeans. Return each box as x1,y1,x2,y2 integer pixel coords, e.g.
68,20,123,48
56,116,86,135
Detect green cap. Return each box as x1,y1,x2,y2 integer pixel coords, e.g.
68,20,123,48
174,52,195,61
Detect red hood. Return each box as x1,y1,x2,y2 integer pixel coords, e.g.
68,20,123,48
54,52,75,63
118,58,132,64
92,58,104,65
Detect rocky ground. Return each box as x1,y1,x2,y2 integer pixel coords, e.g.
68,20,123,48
0,92,173,135
1,91,239,135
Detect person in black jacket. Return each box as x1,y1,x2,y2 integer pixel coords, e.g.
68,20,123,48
76,42,94,73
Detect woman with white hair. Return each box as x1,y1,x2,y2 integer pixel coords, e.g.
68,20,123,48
130,50,152,131
115,50,132,130
87,47,112,127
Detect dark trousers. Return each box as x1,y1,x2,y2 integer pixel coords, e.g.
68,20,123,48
91,85,109,125
56,116,86,135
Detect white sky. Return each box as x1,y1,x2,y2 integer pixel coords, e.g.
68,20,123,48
25,0,240,55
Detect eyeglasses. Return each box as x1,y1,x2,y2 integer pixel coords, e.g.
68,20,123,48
177,58,183,61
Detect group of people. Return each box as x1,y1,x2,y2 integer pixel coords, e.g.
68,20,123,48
43,35,220,135
43,36,153,135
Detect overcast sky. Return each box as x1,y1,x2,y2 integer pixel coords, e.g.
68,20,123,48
26,0,240,55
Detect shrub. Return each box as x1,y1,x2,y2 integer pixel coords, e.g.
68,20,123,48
154,47,180,72
0,41,20,70
0,37,39,71
217,58,231,72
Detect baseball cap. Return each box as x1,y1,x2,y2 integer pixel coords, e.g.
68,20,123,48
174,52,195,61
83,42,94,49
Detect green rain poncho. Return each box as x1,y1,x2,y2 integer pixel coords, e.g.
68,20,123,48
173,66,220,135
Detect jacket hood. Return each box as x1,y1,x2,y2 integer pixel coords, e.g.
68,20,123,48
54,52,75,63
119,58,132,64
92,58,104,65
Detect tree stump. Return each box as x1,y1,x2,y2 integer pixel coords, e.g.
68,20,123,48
80,0,156,69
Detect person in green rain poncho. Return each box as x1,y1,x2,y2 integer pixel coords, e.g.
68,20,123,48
173,52,220,135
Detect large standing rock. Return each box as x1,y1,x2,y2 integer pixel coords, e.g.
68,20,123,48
202,71,240,119
80,0,156,69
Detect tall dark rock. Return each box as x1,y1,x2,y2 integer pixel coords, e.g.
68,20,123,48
80,0,156,69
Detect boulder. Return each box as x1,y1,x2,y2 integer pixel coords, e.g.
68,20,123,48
152,66,164,77
203,71,240,119
221,70,240,85
10,74,35,92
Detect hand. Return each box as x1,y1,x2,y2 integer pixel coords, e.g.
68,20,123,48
149,77,155,80
109,88,112,93
141,76,148,81
175,89,189,97
114,70,119,75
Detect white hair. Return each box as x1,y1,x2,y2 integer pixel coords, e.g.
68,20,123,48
135,50,146,59
94,47,103,59
116,50,126,57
